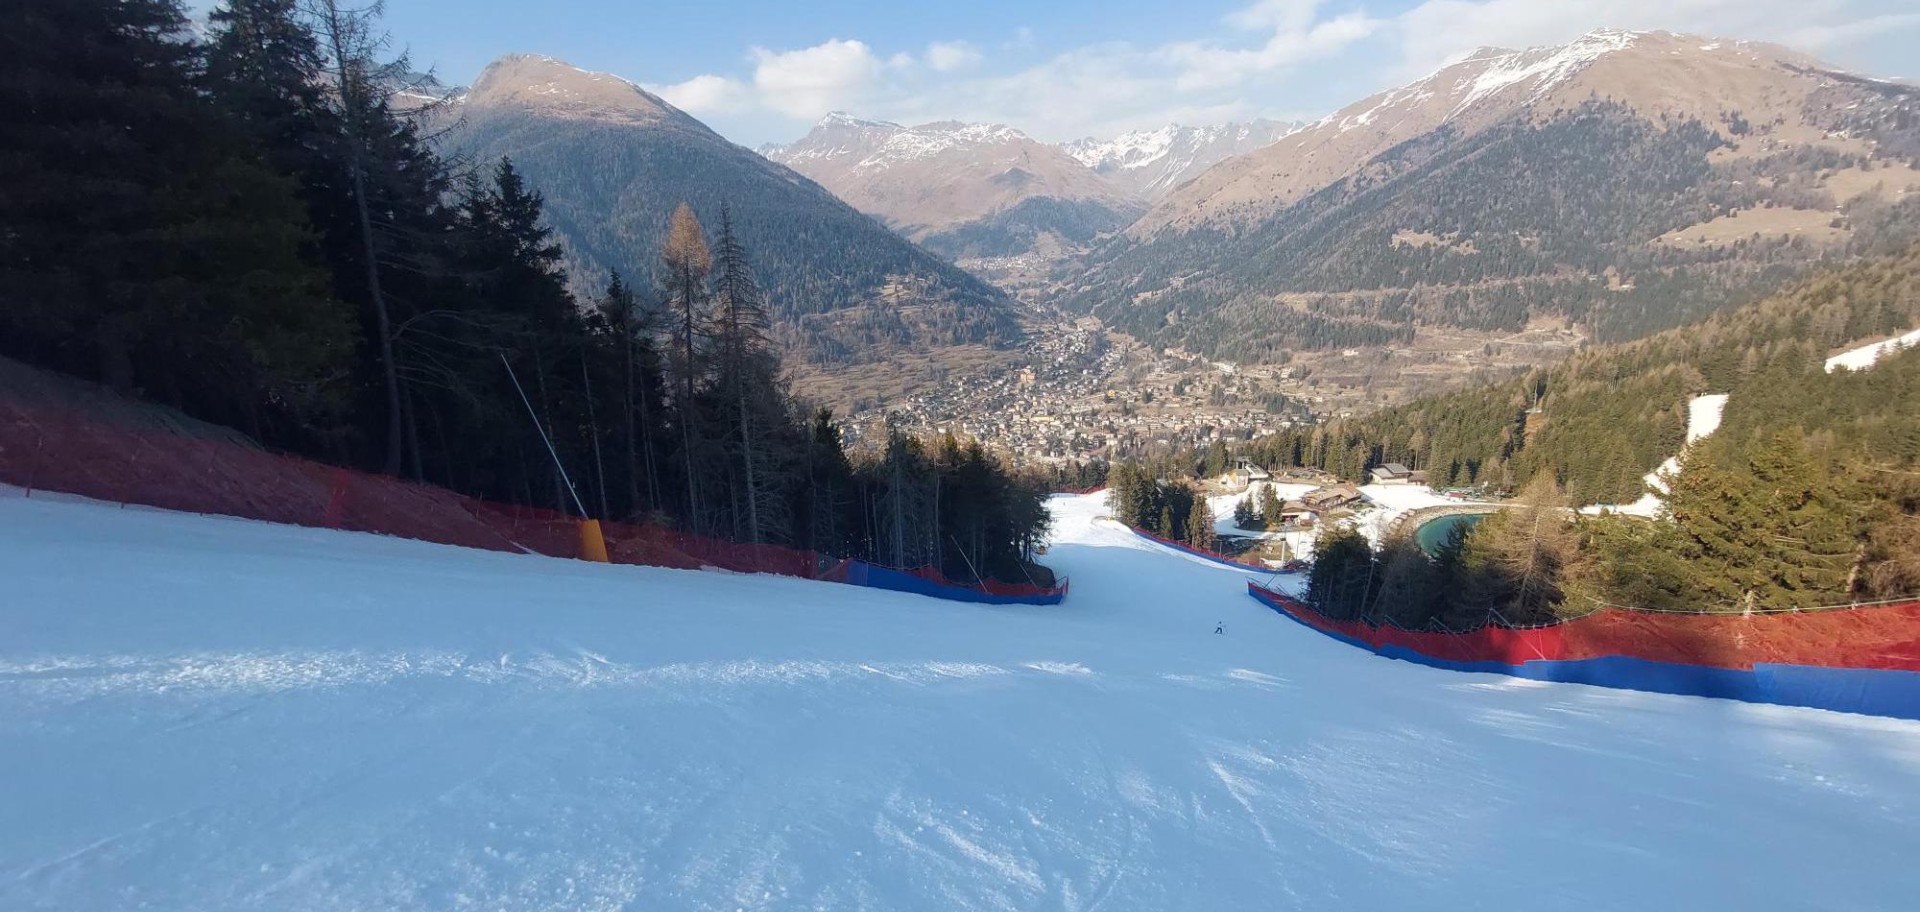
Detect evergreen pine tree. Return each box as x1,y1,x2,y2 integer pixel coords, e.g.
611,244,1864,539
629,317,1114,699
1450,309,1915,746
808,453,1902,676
1,0,353,439
1258,484,1286,531
1233,495,1256,529
1186,498,1218,551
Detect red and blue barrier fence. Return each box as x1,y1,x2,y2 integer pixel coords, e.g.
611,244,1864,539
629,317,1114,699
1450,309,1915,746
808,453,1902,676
825,560,1068,606
1247,581,1920,721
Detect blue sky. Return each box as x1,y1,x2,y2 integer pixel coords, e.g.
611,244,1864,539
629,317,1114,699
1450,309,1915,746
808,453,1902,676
198,0,1920,145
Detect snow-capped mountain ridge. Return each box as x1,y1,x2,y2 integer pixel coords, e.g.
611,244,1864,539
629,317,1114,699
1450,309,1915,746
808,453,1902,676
764,113,1144,259
1449,28,1641,118
1131,28,1849,236
854,122,1034,173
1309,29,1648,139
818,110,897,129
1064,120,1302,197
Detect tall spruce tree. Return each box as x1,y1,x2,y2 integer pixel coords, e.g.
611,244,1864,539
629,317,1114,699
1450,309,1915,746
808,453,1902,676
598,270,665,518
1186,497,1218,551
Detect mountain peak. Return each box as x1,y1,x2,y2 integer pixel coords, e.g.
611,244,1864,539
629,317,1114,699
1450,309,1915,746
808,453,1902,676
1577,26,1645,43
464,54,683,126
819,111,898,129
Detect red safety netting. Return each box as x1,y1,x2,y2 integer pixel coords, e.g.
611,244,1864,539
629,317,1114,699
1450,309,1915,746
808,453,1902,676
0,361,1023,595
1250,584,1920,673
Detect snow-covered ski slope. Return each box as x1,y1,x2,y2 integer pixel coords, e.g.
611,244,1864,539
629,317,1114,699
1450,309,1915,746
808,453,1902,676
5,489,1920,911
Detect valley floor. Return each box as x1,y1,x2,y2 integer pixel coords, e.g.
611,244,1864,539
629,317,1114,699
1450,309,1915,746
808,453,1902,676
3,490,1918,910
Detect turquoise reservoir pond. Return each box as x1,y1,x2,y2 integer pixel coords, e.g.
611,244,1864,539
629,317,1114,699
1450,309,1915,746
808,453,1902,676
1414,512,1489,556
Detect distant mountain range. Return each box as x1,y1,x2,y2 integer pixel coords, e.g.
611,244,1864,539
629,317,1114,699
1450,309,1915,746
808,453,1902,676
427,31,1920,385
1065,29,1920,360
761,115,1146,261
1062,120,1302,198
758,116,1303,262
434,55,1022,369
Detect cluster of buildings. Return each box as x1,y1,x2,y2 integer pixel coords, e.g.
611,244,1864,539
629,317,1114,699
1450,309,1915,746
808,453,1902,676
840,329,1302,463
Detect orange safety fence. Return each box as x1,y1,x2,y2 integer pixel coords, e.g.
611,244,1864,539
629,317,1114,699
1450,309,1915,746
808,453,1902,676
0,365,1054,601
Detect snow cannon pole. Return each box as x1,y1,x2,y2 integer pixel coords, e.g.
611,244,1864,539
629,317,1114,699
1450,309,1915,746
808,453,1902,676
500,353,606,562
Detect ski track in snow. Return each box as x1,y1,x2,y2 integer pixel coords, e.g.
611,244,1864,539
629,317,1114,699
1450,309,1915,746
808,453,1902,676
3,489,1920,910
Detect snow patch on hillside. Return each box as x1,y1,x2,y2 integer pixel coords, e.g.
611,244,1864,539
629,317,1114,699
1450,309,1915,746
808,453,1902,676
1826,327,1920,372
1581,393,1728,518
1582,325,1919,518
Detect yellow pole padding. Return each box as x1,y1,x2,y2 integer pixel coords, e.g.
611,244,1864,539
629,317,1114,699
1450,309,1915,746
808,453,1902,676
577,518,610,563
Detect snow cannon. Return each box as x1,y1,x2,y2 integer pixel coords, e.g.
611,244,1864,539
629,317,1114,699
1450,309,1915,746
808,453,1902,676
577,519,609,563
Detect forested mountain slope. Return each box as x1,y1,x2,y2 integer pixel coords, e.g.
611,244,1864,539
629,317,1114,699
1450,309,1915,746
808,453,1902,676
1280,246,1920,624
1068,30,1920,361
1244,245,1920,505
441,56,1022,367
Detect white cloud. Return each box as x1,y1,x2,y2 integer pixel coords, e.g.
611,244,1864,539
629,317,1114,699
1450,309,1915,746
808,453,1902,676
1227,0,1326,32
646,73,751,115
1166,9,1382,91
749,39,885,119
925,40,983,73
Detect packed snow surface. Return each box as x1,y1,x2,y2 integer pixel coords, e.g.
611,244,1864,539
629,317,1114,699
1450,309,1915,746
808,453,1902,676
5,489,1920,910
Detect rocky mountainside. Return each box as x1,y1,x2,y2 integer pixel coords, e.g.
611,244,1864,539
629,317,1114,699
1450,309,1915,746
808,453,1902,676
437,56,1022,368
1063,120,1301,198
1066,29,1920,362
763,114,1145,260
